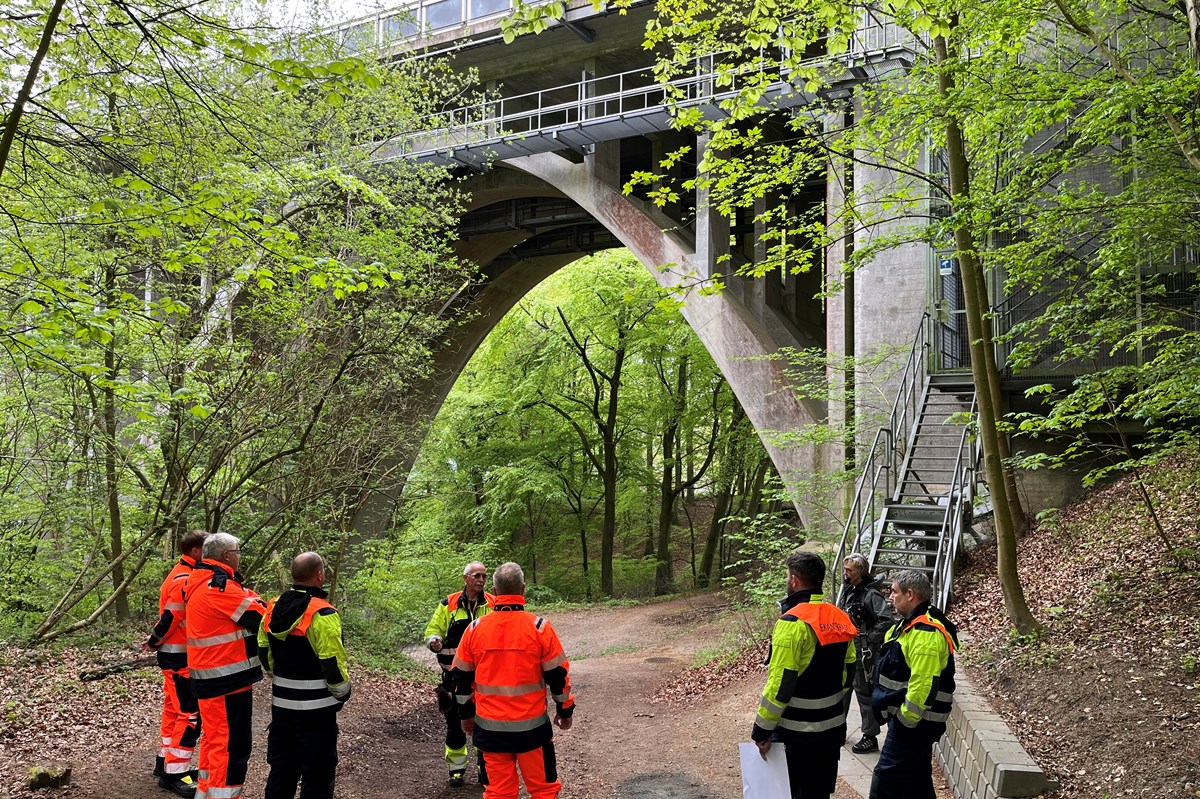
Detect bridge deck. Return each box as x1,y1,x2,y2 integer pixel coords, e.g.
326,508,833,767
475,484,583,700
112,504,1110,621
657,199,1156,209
373,38,916,167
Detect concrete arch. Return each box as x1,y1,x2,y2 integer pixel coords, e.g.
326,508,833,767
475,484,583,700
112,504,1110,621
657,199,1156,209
419,149,830,524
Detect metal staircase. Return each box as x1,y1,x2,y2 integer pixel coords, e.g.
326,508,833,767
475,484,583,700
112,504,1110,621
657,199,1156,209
832,316,980,609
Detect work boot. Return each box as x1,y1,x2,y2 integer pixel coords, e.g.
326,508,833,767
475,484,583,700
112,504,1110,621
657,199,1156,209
158,773,198,798
154,756,165,777
851,735,878,754
448,771,465,788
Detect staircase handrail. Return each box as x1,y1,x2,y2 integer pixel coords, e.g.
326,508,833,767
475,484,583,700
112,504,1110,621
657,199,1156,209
928,391,978,608
830,313,929,597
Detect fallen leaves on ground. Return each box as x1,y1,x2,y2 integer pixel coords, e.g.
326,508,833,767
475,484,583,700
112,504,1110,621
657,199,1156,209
650,638,767,705
954,449,1200,799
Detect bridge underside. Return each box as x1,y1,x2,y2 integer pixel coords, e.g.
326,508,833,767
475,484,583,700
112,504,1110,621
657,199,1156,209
355,13,932,532
411,133,836,525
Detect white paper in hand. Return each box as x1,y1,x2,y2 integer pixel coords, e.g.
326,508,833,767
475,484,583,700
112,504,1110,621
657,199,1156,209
739,741,790,799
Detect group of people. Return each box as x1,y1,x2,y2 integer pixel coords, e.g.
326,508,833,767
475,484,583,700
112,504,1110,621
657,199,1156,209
148,530,955,799
149,533,574,799
146,531,351,799
755,551,959,799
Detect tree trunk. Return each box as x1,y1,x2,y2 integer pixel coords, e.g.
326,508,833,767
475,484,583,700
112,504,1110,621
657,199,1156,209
599,338,627,597
103,262,130,621
979,311,1029,537
0,0,66,180
654,353,688,594
697,477,732,588
935,34,1039,634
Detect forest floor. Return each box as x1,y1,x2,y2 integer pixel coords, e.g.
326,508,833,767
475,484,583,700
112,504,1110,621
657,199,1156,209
0,593,873,799
951,451,1200,798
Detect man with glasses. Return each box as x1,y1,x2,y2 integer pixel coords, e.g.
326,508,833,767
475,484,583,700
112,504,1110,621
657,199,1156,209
185,533,267,799
425,561,494,787
869,570,958,799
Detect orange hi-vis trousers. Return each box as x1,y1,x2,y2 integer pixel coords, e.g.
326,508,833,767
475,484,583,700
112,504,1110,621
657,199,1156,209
197,686,254,799
480,744,560,799
159,669,200,775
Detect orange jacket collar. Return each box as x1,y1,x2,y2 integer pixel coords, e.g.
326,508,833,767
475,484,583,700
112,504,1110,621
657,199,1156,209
204,558,235,577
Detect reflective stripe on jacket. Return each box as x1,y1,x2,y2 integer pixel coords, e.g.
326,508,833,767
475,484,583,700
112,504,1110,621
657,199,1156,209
450,594,574,753
752,593,858,746
184,560,266,699
871,601,958,738
259,586,351,713
424,590,495,672
150,555,198,671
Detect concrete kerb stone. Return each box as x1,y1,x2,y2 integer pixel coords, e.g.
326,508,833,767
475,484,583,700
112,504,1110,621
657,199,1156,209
937,672,1056,798
996,763,1061,797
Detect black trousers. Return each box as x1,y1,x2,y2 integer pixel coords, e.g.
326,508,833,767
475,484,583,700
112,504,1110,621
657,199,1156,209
849,664,880,738
869,720,937,799
264,709,339,799
444,697,466,752
779,736,840,799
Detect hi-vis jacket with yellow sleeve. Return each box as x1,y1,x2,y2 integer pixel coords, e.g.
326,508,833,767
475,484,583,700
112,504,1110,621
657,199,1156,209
425,590,495,674
258,585,351,714
751,592,857,748
872,600,958,739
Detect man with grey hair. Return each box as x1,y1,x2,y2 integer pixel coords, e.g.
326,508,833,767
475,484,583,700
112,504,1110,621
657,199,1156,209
451,561,575,799
424,560,494,787
836,553,893,754
869,569,959,799
185,532,267,799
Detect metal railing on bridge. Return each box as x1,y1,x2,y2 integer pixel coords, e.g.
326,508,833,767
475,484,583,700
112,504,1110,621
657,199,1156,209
374,26,917,166
336,0,577,54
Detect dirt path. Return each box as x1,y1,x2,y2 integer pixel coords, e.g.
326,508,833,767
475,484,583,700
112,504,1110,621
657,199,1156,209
1,593,865,799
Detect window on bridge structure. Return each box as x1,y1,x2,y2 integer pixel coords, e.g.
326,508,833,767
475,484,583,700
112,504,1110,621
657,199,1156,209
425,0,463,29
342,22,374,53
383,12,420,40
470,0,510,19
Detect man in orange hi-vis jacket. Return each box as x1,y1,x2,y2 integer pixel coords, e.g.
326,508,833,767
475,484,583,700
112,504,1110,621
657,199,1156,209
147,529,208,797
451,561,575,799
185,532,267,799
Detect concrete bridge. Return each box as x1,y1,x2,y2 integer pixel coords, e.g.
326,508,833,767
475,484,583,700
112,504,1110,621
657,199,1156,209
340,0,933,528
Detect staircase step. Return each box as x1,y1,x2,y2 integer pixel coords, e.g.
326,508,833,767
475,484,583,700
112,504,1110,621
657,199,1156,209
904,444,968,449
874,546,938,557
927,373,974,389
871,561,937,574
883,504,947,525
880,531,943,543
